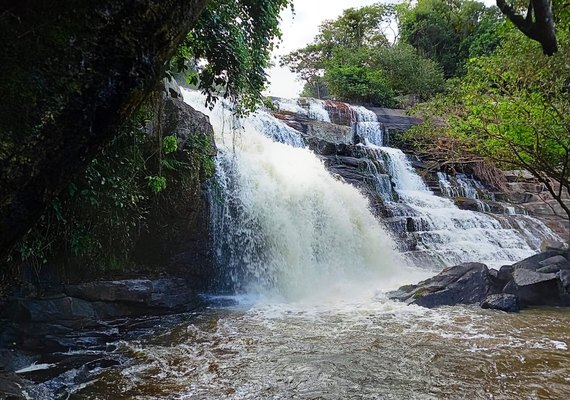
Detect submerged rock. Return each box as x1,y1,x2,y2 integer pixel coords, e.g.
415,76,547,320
481,294,520,312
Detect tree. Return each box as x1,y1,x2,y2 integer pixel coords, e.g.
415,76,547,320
496,0,557,55
399,0,503,78
282,3,445,106
0,0,290,262
412,28,570,230
174,0,291,113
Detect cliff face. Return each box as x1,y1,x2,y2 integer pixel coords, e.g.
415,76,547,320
0,0,209,260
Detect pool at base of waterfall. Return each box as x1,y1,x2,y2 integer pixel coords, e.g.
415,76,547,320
32,294,570,399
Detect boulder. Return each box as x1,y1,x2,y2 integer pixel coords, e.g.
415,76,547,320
0,373,27,400
388,263,493,308
65,278,197,311
498,265,514,282
481,294,520,312
540,240,568,252
504,269,561,306
536,255,570,274
511,250,562,271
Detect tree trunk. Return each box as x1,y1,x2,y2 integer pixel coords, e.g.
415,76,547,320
0,0,209,262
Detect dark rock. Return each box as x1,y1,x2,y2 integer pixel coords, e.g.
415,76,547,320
557,270,570,305
512,250,563,271
65,278,198,311
558,270,570,291
505,269,561,306
481,294,520,312
0,372,27,400
498,265,514,282
388,263,493,308
536,255,570,274
133,94,215,281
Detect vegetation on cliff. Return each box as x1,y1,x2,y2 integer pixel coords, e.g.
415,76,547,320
0,0,291,281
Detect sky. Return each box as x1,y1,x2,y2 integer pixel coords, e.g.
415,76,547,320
266,0,496,98
266,0,383,98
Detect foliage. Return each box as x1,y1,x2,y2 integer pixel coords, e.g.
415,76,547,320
411,27,570,220
282,3,446,106
9,101,215,275
398,0,503,77
170,0,292,114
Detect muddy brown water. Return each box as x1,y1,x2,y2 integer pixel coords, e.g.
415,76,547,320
20,295,567,400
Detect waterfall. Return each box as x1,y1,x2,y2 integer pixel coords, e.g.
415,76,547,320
182,91,561,296
352,105,384,146
273,97,332,122
374,147,556,267
183,90,407,299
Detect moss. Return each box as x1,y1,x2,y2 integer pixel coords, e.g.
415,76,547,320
413,287,431,299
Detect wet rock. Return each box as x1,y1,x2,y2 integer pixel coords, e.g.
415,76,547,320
481,294,520,312
540,240,568,252
498,265,514,282
65,278,198,311
388,263,493,308
0,372,27,400
133,93,215,279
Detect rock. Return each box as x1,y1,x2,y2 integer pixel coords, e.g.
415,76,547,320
513,268,558,286
505,269,561,306
6,296,98,323
65,278,197,311
536,255,570,274
163,77,183,99
481,294,520,312
511,250,562,271
132,93,215,279
498,265,514,282
0,372,27,400
558,270,570,291
388,263,493,308
540,240,568,252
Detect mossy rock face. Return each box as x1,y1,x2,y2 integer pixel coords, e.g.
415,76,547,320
132,93,216,285
412,287,431,299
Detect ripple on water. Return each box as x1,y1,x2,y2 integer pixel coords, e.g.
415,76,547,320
55,296,570,400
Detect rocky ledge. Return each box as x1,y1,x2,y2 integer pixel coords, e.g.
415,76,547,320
389,243,570,312
0,278,199,351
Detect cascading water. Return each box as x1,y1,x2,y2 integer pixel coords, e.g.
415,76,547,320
344,103,561,267
183,90,411,300
273,97,331,122
352,105,384,146
372,147,559,267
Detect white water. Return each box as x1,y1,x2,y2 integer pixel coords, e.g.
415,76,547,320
352,105,384,146
273,97,331,122
376,147,552,267
182,90,418,300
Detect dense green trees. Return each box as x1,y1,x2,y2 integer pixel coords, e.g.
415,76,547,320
409,27,570,224
399,0,503,77
282,0,500,107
